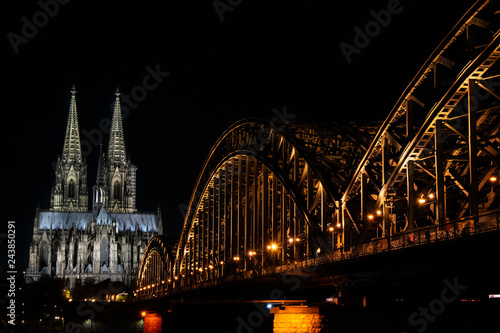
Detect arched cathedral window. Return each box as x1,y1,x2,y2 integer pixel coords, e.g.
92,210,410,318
68,179,75,199
100,237,109,265
39,242,49,271
113,181,121,200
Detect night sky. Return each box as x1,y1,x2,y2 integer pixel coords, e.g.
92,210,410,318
1,0,475,270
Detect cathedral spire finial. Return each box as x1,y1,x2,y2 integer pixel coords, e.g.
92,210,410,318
62,85,82,164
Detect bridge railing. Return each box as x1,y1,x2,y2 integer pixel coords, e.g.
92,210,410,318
352,209,500,257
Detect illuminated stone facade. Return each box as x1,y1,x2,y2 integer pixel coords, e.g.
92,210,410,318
26,87,161,290
270,306,325,333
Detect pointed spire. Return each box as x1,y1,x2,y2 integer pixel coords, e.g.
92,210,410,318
96,143,106,185
157,205,163,235
61,85,83,164
107,88,127,166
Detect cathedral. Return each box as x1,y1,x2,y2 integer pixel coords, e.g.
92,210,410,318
26,87,161,290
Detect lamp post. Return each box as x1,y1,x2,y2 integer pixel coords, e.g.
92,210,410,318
328,226,334,251
248,251,256,270
267,243,278,268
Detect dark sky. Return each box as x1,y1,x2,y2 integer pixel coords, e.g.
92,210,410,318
1,0,475,270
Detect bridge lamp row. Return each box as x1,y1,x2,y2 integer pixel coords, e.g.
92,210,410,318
197,265,216,272
418,193,436,204
328,224,342,232
366,210,383,220
267,243,278,251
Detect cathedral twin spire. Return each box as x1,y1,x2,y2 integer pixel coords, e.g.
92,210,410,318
51,86,136,213
62,86,127,166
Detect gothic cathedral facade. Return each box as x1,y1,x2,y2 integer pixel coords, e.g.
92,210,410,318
26,87,161,291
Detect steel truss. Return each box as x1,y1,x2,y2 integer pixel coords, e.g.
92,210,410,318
343,0,500,246
172,119,370,286
138,0,500,291
137,235,173,297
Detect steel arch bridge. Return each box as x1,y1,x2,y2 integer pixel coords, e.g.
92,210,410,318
137,0,500,297
137,235,173,296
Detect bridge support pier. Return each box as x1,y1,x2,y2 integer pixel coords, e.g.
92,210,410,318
143,312,163,333
270,305,325,333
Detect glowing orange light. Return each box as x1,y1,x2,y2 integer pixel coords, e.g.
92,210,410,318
418,198,426,204
376,210,382,216
367,214,374,220
141,311,146,317
329,227,334,232
428,193,435,199
336,223,341,228
490,176,498,182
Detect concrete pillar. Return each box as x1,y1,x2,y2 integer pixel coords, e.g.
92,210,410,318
143,312,162,333
270,305,325,333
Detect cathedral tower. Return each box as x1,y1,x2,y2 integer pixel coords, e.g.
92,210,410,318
27,86,159,291
50,86,88,211
93,89,137,213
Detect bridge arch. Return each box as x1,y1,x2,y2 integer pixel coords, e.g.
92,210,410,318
137,235,173,297
172,119,370,285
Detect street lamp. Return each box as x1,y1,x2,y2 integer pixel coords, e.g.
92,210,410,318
418,194,426,204
267,243,278,267
329,226,335,250
267,243,278,250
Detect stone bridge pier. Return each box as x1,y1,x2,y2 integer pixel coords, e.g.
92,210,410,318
270,305,325,333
